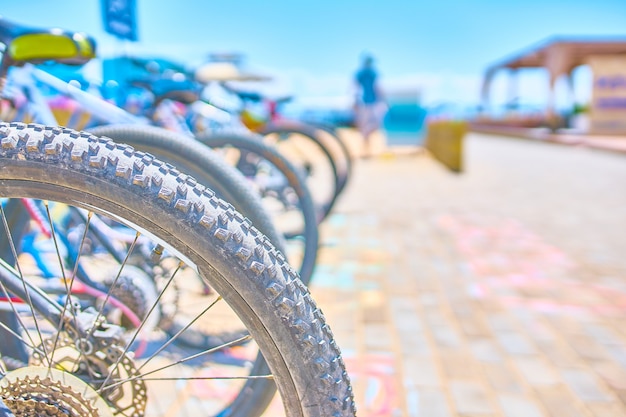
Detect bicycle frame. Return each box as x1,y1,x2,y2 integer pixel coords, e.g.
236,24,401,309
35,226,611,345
6,63,149,127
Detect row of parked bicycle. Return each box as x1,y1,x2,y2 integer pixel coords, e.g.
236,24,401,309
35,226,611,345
0,16,356,417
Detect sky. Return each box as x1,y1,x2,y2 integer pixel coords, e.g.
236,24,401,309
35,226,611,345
2,0,626,109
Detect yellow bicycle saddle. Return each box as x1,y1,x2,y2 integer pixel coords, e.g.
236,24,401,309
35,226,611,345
0,16,96,65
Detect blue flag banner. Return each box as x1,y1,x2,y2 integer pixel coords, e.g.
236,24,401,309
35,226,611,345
102,0,138,41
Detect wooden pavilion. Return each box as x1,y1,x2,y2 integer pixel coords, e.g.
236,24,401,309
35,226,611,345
480,37,626,131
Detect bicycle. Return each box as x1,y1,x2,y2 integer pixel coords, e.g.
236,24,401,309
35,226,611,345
0,17,355,417
3,48,319,287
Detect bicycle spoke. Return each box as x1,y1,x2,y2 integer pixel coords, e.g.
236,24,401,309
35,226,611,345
139,375,273,381
0,315,84,373
97,260,184,389
0,203,51,367
0,262,81,376
0,319,40,354
86,231,141,341
66,211,94,301
43,200,81,372
0,273,39,352
136,295,224,373
112,404,134,417
90,374,274,385
64,210,105,377
99,334,253,393
42,201,70,295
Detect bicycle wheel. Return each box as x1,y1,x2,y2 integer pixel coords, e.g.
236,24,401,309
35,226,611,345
195,132,319,285
0,122,356,417
306,122,353,197
259,121,341,221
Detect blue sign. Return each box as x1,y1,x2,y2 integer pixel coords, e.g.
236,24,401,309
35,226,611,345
595,75,626,90
597,97,626,109
102,0,138,41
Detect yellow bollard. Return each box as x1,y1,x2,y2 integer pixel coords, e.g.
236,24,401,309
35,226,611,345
424,120,467,173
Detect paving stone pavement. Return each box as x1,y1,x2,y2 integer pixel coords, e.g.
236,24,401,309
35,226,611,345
298,133,626,417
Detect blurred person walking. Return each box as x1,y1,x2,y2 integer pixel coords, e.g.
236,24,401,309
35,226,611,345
353,54,387,157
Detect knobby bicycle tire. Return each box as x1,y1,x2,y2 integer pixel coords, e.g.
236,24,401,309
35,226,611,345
195,131,319,285
0,122,356,417
87,124,287,256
